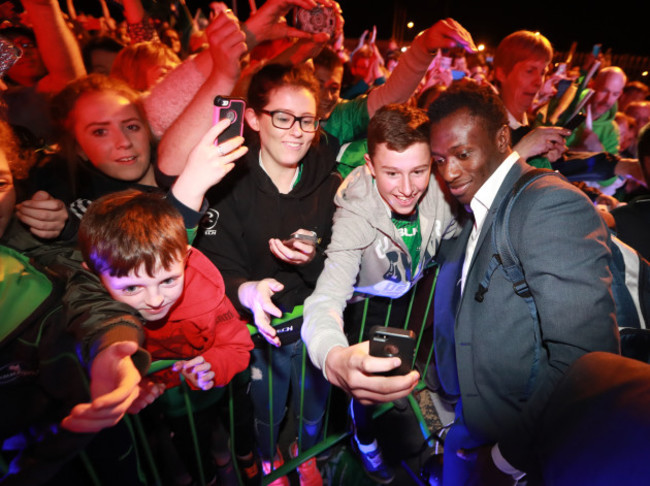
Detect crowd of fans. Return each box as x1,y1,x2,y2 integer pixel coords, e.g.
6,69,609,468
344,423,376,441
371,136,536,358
1,0,649,485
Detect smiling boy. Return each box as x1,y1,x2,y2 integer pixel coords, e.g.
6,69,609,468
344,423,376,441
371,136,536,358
301,103,460,482
77,189,253,391
303,104,459,362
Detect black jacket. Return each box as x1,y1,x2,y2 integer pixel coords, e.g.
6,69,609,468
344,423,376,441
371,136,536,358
196,134,342,317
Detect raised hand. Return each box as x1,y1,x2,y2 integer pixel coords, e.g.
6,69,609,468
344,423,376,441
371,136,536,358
173,355,215,390
171,118,248,211
206,8,248,83
243,0,335,49
15,190,68,239
238,278,285,347
420,18,477,54
61,341,142,433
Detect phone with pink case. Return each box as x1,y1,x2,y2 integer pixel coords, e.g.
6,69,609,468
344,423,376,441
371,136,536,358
213,96,246,146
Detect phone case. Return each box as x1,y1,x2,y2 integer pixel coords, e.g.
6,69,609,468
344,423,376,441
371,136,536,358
213,96,246,145
369,326,416,376
293,6,336,36
0,36,22,79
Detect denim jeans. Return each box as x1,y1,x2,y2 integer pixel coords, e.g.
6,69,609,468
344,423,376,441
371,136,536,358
442,400,488,486
249,339,330,460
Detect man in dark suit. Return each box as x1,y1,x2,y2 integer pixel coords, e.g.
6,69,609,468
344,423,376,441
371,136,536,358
428,82,620,485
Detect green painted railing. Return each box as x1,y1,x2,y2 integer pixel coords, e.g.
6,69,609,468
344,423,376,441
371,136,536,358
1,267,440,485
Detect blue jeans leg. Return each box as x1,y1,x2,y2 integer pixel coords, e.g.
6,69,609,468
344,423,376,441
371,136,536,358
249,340,330,459
442,400,488,486
288,340,330,451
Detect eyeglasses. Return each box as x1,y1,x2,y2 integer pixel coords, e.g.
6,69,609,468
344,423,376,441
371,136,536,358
260,110,320,133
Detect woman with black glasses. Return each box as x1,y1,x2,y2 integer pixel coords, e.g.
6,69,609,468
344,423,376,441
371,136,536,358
196,63,342,486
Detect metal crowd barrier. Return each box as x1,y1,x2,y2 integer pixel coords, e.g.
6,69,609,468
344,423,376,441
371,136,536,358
0,268,441,485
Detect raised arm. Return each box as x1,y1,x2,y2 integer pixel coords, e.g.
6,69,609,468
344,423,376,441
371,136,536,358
156,10,247,176
122,0,160,43
22,0,86,93
302,205,420,403
143,0,332,142
367,18,476,117
241,0,326,51
170,118,248,208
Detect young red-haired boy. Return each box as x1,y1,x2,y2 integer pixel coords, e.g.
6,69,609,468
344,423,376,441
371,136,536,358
76,188,253,391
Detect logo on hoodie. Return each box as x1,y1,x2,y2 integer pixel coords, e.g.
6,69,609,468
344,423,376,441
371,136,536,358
201,209,220,236
0,362,38,385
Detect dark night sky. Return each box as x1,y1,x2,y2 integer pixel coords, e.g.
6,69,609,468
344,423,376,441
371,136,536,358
67,0,650,58
337,0,649,58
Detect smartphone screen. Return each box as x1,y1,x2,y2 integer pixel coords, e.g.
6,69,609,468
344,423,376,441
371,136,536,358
592,44,602,57
451,69,466,80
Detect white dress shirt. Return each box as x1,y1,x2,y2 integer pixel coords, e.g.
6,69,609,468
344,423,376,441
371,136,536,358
460,151,520,293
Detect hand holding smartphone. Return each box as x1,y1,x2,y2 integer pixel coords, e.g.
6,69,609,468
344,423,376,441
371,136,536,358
369,326,416,376
282,230,318,248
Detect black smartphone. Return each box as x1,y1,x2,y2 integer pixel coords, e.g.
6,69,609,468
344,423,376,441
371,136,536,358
293,6,336,37
563,113,586,131
369,326,416,376
213,96,246,146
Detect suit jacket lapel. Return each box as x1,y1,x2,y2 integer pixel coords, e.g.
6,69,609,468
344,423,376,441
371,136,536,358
460,159,530,303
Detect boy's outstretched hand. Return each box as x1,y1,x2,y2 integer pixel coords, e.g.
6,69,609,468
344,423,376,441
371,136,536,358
61,341,143,433
173,355,215,390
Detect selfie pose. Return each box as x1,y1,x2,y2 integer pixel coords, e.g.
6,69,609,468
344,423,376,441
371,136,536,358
302,103,460,483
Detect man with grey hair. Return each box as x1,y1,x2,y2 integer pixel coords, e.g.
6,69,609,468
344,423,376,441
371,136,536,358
566,66,628,154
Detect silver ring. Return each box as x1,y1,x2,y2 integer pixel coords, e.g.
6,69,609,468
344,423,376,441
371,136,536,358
217,145,225,156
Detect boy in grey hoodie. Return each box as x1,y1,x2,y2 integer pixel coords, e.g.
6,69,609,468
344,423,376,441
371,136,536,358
301,103,460,483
